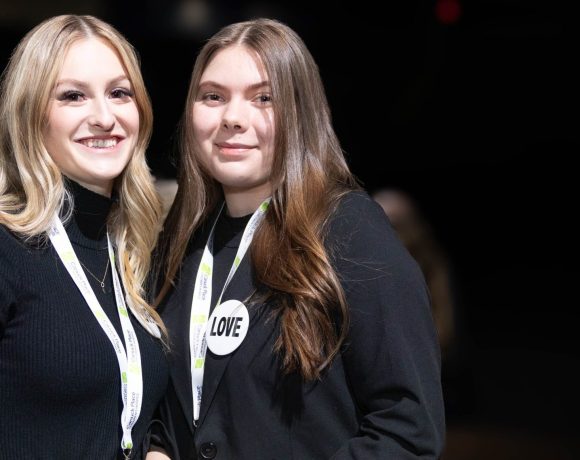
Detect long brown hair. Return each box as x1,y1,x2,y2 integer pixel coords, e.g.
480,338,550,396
157,18,360,378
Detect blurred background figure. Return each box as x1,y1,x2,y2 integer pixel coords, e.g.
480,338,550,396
154,176,178,221
373,188,455,357
372,187,477,432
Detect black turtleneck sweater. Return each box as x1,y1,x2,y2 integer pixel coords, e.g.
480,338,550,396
0,181,169,459
210,210,253,311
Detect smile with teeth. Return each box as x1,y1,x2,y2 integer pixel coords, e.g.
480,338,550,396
79,138,119,149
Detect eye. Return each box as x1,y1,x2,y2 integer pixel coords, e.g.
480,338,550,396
254,93,272,105
57,90,85,102
110,88,134,99
200,92,224,104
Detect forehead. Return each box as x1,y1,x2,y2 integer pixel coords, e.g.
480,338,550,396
58,38,127,80
200,45,268,84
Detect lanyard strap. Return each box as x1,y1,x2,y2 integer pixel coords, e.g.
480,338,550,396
49,215,143,456
189,199,270,423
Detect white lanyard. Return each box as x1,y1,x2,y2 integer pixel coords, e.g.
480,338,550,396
189,198,270,423
49,215,143,458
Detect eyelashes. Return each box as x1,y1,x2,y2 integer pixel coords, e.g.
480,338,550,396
255,94,272,104
110,88,134,99
199,92,273,105
57,90,84,102
55,87,134,103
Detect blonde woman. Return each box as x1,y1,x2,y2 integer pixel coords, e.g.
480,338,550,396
153,18,444,459
0,15,170,459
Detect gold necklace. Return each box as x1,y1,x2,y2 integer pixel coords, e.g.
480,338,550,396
79,259,110,293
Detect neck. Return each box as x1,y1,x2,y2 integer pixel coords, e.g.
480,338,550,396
223,184,271,217
65,178,114,242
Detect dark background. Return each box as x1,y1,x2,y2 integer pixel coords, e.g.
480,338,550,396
1,0,578,457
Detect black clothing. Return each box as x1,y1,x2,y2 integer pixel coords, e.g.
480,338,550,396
0,181,169,459
158,191,445,459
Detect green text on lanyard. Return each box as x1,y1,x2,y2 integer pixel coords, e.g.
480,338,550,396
189,198,270,424
49,215,143,459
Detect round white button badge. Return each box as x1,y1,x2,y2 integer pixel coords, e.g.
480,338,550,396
206,300,249,355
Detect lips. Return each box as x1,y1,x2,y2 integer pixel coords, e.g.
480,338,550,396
216,142,255,150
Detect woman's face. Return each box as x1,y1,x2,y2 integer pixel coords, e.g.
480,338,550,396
192,45,275,214
43,38,139,197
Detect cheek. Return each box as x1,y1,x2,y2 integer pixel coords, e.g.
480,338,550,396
192,122,207,143
191,110,212,166
121,105,140,135
257,115,275,155
192,111,217,143
44,108,70,142
43,116,69,164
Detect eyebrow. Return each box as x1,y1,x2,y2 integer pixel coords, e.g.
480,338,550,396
198,80,270,91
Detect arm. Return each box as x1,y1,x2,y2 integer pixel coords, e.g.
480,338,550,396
330,193,445,459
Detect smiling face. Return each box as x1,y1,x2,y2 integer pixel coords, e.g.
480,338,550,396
43,38,139,197
192,44,275,216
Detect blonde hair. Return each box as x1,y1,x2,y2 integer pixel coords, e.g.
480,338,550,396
0,14,166,339
158,18,360,378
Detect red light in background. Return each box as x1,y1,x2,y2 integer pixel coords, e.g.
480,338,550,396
436,0,462,25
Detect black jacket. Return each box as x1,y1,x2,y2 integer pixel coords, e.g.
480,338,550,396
158,191,445,459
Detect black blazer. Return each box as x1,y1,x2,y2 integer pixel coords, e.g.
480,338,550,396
158,192,445,459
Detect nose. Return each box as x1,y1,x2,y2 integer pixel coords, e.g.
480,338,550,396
88,98,115,131
221,99,247,131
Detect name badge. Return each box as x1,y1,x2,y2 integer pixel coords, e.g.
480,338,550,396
206,300,249,355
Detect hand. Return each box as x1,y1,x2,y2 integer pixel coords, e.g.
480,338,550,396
145,451,171,460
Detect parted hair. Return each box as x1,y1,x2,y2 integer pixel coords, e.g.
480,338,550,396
0,14,166,339
157,18,360,378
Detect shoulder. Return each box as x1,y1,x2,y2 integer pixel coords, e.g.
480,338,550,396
0,224,26,254
0,223,47,255
326,190,398,255
332,190,385,221
0,224,49,279
326,190,425,286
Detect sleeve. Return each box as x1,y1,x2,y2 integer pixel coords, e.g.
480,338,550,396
141,395,180,460
329,192,445,459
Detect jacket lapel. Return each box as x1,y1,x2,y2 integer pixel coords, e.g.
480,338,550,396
196,255,260,426
164,249,201,434
162,217,216,435
166,203,272,429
